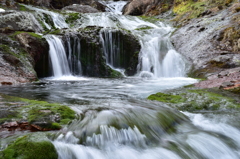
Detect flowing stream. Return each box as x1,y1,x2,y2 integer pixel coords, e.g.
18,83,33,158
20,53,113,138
1,1,240,159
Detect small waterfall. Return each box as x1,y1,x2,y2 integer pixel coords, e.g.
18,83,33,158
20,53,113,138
23,4,69,29
45,35,71,77
100,29,121,68
65,35,82,75
75,5,189,78
138,30,187,78
100,1,127,14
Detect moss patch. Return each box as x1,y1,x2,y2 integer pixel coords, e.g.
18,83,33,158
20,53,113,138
139,16,161,23
148,92,186,104
172,0,237,25
65,12,81,25
0,135,58,159
11,31,43,39
147,88,240,112
0,93,76,126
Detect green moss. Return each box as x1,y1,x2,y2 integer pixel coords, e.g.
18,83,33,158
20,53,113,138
65,13,81,26
110,69,123,78
148,92,186,104
18,4,30,11
135,26,153,31
147,89,240,112
139,16,161,23
173,1,206,21
48,29,61,35
11,31,42,39
1,135,58,159
0,93,76,127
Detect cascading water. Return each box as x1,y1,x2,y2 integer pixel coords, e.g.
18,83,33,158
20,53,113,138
76,2,188,78
23,4,69,29
1,1,239,159
64,35,82,76
45,35,71,77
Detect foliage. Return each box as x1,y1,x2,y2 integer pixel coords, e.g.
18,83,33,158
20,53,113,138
0,135,58,159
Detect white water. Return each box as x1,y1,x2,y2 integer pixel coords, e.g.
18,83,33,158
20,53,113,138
100,1,127,14
23,4,69,29
65,35,83,75
0,8,5,12
75,3,187,78
0,2,237,159
45,35,71,77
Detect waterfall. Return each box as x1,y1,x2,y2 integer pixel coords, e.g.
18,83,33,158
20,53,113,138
100,1,127,14
23,4,69,29
45,35,71,77
76,7,188,78
100,29,120,67
137,30,187,78
65,35,82,75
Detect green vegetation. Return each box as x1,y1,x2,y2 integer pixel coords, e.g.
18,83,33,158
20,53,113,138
0,93,76,127
148,92,185,104
172,0,237,24
65,12,81,27
140,16,161,23
48,29,61,35
109,69,123,78
18,4,30,11
11,31,43,39
0,135,58,159
148,89,240,112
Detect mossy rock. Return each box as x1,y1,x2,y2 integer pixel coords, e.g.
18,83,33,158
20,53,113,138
0,93,76,127
0,134,58,159
147,88,240,112
148,92,186,104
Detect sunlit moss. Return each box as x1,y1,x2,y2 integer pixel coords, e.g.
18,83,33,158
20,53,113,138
0,135,58,159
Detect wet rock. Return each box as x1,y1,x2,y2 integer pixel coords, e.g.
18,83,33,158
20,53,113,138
62,27,140,77
62,4,99,13
122,0,174,16
0,34,38,85
0,31,51,85
15,32,50,77
0,11,43,32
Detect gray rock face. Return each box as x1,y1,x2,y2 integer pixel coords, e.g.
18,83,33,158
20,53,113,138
0,11,43,33
171,7,240,78
62,4,100,13
0,34,37,85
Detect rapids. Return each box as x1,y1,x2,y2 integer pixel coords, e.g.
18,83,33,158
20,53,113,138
0,1,240,159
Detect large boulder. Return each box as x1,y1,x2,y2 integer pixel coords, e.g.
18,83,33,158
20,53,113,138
53,0,105,10
171,3,240,78
0,11,43,33
61,26,141,77
0,32,49,85
62,4,100,13
122,0,174,16
15,32,50,77
0,34,37,85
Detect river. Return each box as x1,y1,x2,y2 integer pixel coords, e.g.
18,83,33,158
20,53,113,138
0,1,240,159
